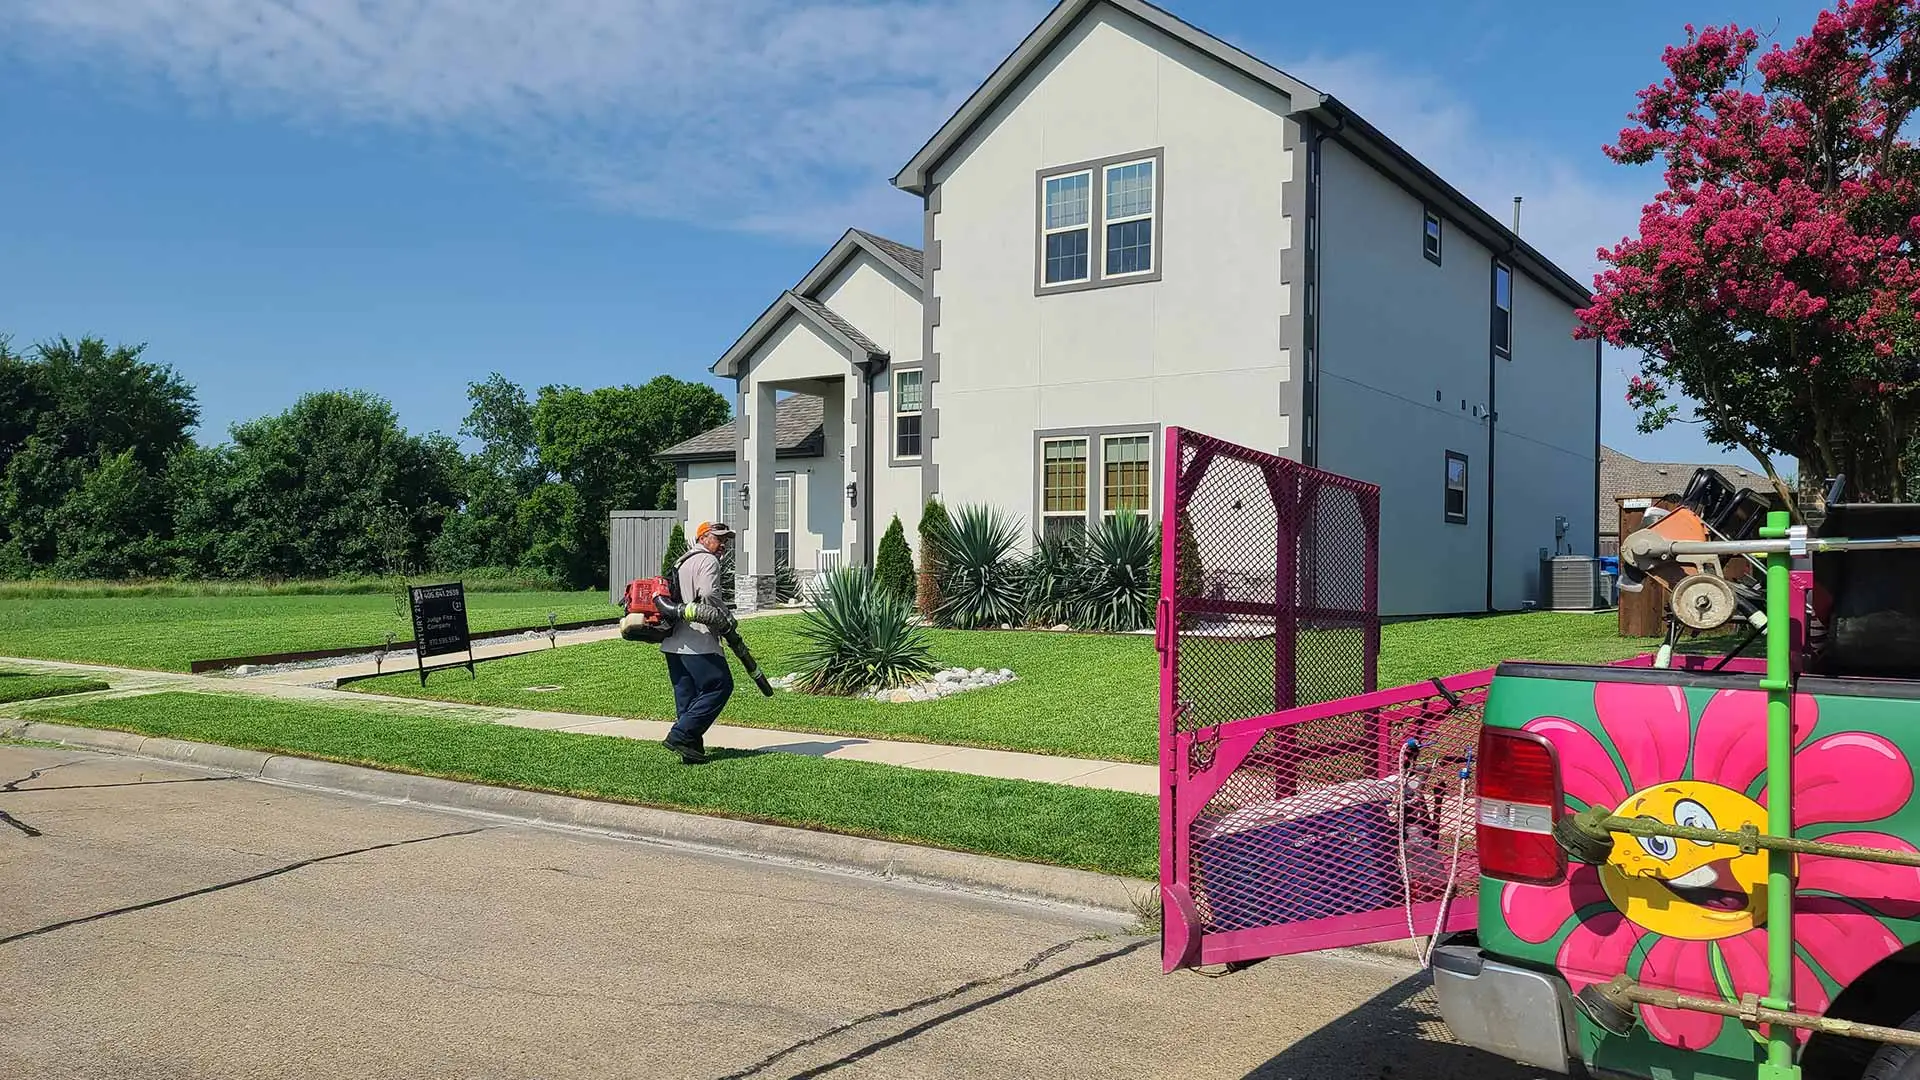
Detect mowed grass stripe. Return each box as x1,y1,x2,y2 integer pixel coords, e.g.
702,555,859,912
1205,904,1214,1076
348,611,1652,763
0,590,615,672
0,671,111,704
31,691,1159,880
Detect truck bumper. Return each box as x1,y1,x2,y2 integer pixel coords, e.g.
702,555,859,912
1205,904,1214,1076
1431,942,1580,1076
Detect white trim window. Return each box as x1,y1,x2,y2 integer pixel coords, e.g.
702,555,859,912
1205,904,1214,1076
1041,437,1090,538
1103,159,1155,277
719,478,739,526
773,473,794,568
1042,170,1093,285
894,369,924,459
1101,434,1152,517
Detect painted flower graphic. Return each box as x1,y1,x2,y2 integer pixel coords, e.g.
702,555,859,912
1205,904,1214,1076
1502,682,1920,1049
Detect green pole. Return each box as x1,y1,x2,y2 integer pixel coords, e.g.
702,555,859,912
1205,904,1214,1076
1758,509,1797,1080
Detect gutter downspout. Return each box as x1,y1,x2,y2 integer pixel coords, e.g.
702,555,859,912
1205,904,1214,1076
1304,107,1343,469
1487,239,1518,614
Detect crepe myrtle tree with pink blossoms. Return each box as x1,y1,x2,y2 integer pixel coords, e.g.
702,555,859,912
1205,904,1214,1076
1577,0,1920,509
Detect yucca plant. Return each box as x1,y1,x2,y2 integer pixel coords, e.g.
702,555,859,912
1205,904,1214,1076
1023,527,1086,627
793,566,938,695
1073,513,1160,632
933,503,1027,629
774,558,799,604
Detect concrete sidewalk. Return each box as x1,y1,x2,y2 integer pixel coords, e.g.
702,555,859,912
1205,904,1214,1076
0,656,1159,796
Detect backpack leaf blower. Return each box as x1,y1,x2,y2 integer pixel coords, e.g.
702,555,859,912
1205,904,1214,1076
618,576,775,697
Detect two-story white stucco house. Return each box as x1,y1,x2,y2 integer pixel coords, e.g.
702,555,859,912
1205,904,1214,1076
660,0,1600,617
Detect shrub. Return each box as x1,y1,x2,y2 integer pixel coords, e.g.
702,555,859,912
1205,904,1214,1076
1023,528,1085,628
876,515,915,604
916,498,950,618
793,566,938,695
775,558,799,604
1074,513,1159,632
933,503,1027,630
660,523,688,576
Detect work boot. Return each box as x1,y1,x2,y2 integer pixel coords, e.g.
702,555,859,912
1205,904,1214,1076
663,738,708,765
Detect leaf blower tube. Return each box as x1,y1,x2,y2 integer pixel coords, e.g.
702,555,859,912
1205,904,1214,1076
652,601,775,697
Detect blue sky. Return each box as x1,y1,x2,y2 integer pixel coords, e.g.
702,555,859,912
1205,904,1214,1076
0,0,1829,470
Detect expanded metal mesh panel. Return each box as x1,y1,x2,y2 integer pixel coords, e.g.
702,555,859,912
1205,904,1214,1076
1186,682,1487,936
1167,431,1379,734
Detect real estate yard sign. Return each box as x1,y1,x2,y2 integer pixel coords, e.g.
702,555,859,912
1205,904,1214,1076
408,582,475,685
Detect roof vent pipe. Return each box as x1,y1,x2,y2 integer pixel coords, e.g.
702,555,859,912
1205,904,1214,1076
1512,196,1523,234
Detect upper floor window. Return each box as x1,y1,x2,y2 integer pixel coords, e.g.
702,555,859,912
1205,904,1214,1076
1492,263,1513,356
1423,209,1443,265
1104,160,1155,277
1037,149,1163,293
894,369,924,459
1043,172,1092,285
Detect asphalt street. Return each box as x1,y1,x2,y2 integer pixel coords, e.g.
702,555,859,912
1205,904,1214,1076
0,743,1550,1079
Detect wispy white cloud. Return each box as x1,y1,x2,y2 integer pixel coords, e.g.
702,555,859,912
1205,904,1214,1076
0,0,1051,241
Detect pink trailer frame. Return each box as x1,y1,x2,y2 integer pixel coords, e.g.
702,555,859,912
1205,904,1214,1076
1154,425,1763,972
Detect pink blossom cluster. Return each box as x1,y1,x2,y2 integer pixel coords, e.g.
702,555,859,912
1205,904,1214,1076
1578,0,1920,404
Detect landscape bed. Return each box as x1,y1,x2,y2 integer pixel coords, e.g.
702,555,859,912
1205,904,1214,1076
347,611,1656,763
26,691,1160,880
0,590,614,672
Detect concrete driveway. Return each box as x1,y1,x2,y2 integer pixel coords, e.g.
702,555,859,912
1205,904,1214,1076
0,744,1549,1080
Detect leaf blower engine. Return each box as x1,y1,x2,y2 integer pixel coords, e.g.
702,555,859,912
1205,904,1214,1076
618,577,775,696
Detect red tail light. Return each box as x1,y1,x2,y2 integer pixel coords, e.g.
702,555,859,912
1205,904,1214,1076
1476,727,1566,886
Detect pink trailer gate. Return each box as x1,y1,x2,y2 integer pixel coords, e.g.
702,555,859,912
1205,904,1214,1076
1155,427,1488,972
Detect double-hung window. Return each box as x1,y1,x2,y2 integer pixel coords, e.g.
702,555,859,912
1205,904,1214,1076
772,474,793,569
1423,209,1443,265
1042,172,1092,286
1041,438,1090,538
1104,160,1155,277
894,370,924,459
719,478,738,525
1038,150,1160,291
1102,434,1151,518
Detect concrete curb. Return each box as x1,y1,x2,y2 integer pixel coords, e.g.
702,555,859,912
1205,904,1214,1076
6,720,1156,921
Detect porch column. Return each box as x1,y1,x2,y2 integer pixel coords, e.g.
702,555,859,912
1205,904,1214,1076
740,384,779,611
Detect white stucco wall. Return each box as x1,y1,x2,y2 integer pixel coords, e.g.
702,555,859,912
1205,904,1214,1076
1492,273,1600,608
750,316,853,385
1314,139,1595,615
925,4,1298,540
681,456,836,574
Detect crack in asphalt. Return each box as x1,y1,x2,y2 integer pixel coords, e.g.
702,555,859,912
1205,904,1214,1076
1,761,79,792
714,933,1149,1080
0,809,41,837
0,825,494,947
2,776,242,793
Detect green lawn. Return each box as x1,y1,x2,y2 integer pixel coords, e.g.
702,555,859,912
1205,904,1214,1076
0,590,615,672
0,670,110,704
349,611,1656,764
29,691,1158,880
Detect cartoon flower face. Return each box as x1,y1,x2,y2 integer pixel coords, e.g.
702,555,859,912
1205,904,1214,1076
1501,682,1920,1050
1601,780,1777,940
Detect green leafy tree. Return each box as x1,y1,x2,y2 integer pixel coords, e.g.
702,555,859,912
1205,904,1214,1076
875,515,915,604
219,390,460,578
529,376,728,587
660,522,689,576
51,449,173,578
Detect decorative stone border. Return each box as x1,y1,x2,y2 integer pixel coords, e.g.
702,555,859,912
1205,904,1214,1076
770,666,1017,703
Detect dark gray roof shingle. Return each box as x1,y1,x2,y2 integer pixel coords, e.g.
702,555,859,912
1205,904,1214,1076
853,229,923,279
790,293,886,357
1599,446,1774,534
660,394,824,462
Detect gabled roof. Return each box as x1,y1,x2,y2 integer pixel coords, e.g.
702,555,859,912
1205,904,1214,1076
711,290,890,378
1598,446,1775,532
793,227,924,298
889,0,1591,310
661,394,825,463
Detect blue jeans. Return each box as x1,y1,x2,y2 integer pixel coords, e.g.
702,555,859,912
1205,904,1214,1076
664,651,733,746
